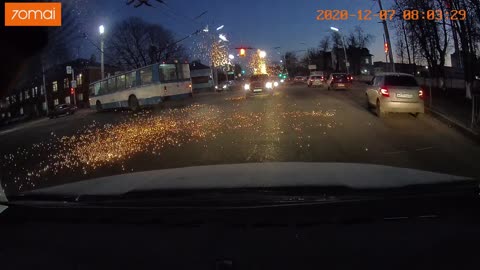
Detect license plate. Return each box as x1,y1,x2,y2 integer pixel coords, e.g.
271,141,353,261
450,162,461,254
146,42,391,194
337,83,345,87
253,89,262,92
397,93,413,98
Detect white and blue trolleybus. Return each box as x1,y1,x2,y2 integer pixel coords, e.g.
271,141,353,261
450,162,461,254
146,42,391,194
89,62,193,111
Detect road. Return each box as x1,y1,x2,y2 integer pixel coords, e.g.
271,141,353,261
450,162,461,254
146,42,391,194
2,82,480,195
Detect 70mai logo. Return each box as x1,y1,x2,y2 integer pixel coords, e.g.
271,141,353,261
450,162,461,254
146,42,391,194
5,2,62,26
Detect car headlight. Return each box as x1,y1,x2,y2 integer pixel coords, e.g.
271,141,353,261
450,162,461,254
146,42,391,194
280,79,284,83
266,82,273,89
244,84,250,90
273,81,279,87
223,84,227,89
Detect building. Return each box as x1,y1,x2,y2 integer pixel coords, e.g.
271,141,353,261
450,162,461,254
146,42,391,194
0,58,119,126
331,47,373,75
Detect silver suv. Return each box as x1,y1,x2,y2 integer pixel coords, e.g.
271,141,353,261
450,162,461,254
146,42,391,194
366,73,424,117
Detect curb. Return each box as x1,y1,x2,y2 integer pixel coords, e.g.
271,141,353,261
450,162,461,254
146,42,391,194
426,107,480,143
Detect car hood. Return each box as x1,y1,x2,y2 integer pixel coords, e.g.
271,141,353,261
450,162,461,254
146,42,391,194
19,162,474,197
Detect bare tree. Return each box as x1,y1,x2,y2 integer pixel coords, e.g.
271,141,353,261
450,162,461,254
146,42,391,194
106,17,186,70
347,26,374,49
393,0,479,98
447,0,480,98
319,36,331,52
392,0,451,89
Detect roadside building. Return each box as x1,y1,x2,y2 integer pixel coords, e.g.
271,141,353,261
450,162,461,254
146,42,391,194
0,58,119,126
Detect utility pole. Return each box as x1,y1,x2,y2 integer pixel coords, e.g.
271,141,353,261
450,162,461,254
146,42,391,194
377,0,395,72
71,68,76,106
341,35,349,74
42,60,49,116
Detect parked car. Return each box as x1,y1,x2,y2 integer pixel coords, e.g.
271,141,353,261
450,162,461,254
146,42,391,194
49,104,77,118
365,72,424,118
327,73,352,90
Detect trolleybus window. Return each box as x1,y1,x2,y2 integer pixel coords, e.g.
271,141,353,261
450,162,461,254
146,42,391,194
140,66,153,85
159,64,177,82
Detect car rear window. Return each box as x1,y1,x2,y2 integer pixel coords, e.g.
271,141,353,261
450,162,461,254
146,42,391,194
384,75,418,86
333,74,347,79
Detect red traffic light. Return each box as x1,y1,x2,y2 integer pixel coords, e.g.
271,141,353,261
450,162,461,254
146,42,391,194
70,87,75,95
384,43,389,53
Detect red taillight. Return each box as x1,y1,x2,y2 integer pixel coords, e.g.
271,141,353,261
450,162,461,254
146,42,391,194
380,87,389,97
419,89,424,99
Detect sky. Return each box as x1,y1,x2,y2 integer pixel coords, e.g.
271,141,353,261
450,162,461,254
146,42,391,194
74,0,396,64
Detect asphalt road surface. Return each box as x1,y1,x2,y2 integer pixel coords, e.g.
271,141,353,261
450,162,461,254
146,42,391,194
2,82,480,195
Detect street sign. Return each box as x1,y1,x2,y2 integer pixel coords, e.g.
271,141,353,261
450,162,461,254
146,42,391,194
66,66,72,74
71,80,77,88
308,65,317,70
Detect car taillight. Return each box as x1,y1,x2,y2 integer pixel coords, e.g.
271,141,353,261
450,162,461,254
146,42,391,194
380,87,389,97
419,89,424,99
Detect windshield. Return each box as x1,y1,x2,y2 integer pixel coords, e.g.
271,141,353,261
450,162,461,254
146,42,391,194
384,75,419,87
1,0,480,199
250,75,269,82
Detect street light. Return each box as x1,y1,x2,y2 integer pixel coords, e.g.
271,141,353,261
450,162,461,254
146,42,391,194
330,26,349,74
99,25,105,79
259,50,267,58
219,34,228,42
228,54,234,60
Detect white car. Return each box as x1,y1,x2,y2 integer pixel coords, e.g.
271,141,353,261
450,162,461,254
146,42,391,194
307,75,326,87
366,73,425,118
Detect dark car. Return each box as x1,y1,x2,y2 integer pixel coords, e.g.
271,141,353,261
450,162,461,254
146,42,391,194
244,74,277,97
49,104,77,118
327,73,352,90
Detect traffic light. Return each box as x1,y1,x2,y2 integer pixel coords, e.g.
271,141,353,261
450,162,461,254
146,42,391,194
70,87,75,95
239,48,246,57
384,42,389,53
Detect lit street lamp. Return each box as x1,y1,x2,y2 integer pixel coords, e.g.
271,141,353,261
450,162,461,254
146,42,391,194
219,34,228,42
330,26,349,74
228,54,234,60
99,25,105,79
259,50,267,58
